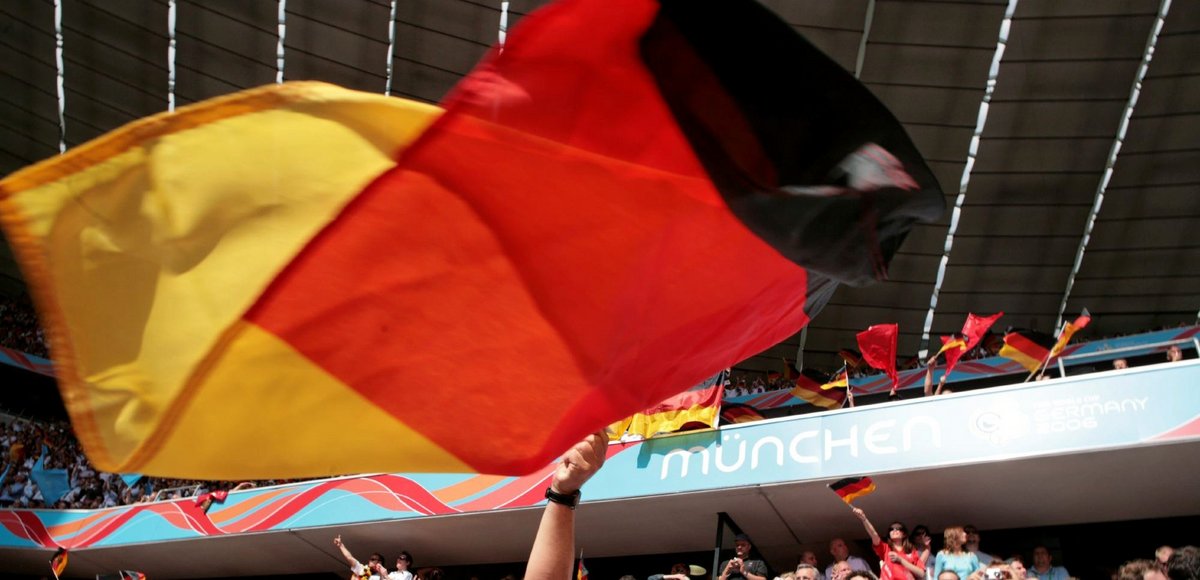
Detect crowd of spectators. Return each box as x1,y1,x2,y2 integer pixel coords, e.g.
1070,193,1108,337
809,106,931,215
0,294,48,358
0,417,284,509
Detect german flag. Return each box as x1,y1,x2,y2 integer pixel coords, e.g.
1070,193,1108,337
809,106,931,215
720,403,766,425
791,369,846,409
828,476,876,504
49,547,67,580
838,349,865,369
1000,330,1056,373
0,0,941,478
1049,309,1091,359
820,368,850,391
614,369,728,439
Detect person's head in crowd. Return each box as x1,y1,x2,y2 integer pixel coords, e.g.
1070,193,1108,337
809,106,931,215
911,525,931,550
885,521,914,553
670,563,690,576
1167,345,1183,362
1007,557,1026,580
396,551,413,573
846,571,877,580
795,564,819,580
937,572,960,580
1031,546,1054,574
981,564,1014,580
964,524,981,551
1159,547,1176,566
777,573,795,580
418,567,443,580
1113,358,1129,370
829,538,851,562
830,561,853,580
799,552,819,568
942,526,967,554
734,533,754,559
1119,560,1168,580
1168,545,1199,580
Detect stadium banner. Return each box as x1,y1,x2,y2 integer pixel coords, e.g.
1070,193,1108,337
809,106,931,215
0,360,1197,549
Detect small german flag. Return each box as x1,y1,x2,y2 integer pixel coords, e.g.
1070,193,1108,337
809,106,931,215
49,547,68,579
838,349,864,369
791,369,846,410
820,369,849,391
1049,309,1091,359
720,403,766,425
828,476,876,504
999,330,1056,373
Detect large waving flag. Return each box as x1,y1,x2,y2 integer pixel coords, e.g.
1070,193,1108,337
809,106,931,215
0,0,942,478
857,324,900,391
614,369,728,440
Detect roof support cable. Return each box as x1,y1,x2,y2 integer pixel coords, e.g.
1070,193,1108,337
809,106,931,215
54,0,66,153
1055,0,1173,329
853,0,876,79
917,0,1020,358
384,0,398,95
167,0,177,111
275,0,287,84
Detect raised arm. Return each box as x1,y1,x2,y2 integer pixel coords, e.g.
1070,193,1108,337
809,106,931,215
333,535,360,568
850,506,881,545
923,367,934,397
525,432,607,580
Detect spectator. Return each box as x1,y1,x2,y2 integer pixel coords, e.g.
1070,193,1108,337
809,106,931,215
933,527,980,580
332,534,387,580
1167,345,1183,362
1025,546,1068,580
798,552,824,580
1006,557,1027,580
719,534,768,580
1113,358,1129,370
848,506,928,579
795,564,820,580
964,526,996,565
1158,547,1175,575
1119,560,1167,580
1168,545,1199,580
826,538,872,579
830,562,854,580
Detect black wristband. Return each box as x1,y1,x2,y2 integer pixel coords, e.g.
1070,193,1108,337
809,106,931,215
544,486,581,509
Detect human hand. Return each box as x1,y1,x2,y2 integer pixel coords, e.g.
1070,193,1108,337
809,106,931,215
851,506,866,520
922,536,932,549
888,553,901,563
333,535,343,548
550,431,607,495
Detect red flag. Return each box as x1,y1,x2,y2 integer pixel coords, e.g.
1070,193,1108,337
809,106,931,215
938,312,1002,375
857,324,899,390
961,312,1003,351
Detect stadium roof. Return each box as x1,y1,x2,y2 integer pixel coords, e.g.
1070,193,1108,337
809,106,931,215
1,0,1197,375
